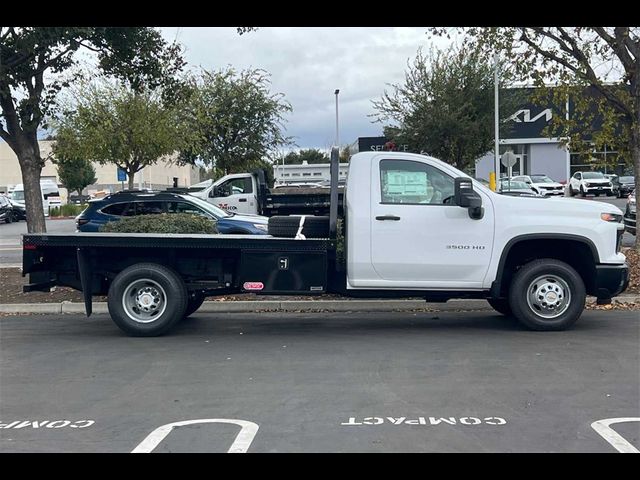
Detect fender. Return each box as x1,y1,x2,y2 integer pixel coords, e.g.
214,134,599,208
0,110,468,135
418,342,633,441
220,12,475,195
490,233,600,298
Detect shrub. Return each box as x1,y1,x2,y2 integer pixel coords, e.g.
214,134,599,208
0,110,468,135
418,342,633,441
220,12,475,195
99,213,218,234
49,204,87,217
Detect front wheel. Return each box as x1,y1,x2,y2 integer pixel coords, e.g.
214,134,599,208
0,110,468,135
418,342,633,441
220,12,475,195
508,259,586,331
107,263,188,336
580,186,586,197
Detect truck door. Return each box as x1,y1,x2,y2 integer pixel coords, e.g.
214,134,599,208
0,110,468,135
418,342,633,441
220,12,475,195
208,176,257,214
369,158,494,289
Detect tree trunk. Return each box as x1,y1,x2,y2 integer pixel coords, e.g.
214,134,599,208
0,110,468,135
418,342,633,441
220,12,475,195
633,123,640,250
128,171,135,190
20,156,47,233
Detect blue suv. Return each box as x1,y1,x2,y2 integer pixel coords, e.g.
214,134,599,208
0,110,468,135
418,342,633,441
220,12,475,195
76,191,269,234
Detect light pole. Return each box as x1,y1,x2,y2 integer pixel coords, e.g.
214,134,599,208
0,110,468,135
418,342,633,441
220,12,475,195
334,89,340,148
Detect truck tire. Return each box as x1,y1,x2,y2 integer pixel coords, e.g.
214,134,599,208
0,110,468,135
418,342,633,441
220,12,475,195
508,259,585,331
184,291,206,318
487,298,512,316
107,263,188,337
268,216,330,238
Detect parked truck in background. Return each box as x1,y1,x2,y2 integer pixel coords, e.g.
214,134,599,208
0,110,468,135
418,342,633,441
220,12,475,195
22,148,629,337
181,170,344,217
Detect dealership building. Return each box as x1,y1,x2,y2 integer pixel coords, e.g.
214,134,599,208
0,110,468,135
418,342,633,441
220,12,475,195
358,87,628,184
0,140,199,199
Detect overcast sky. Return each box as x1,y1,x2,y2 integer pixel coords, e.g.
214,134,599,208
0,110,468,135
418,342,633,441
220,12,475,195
159,27,453,152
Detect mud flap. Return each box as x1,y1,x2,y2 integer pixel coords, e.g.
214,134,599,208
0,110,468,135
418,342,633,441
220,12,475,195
76,247,93,317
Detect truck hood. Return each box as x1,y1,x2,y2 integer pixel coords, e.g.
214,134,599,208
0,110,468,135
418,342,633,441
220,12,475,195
492,193,623,216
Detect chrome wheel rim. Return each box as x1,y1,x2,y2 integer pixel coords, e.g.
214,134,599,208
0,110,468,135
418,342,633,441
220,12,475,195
122,279,167,324
526,274,571,319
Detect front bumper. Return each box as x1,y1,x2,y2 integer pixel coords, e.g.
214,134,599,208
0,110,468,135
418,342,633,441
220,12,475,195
594,263,630,302
584,186,613,194
539,189,564,196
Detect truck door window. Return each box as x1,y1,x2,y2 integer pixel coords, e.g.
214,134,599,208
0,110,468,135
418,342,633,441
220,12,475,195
216,178,253,197
380,160,454,205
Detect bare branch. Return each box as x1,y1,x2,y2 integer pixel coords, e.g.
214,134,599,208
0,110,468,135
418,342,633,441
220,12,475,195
520,28,633,119
592,27,635,74
614,27,639,61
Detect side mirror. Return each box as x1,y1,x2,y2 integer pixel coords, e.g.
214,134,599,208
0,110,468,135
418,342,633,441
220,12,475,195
454,177,483,220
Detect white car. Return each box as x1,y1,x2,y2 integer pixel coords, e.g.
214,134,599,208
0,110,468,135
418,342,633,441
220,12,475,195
569,171,614,197
511,174,565,196
498,179,541,196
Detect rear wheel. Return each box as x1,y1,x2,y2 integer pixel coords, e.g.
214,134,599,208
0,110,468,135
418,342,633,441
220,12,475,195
487,298,512,316
107,263,187,336
568,185,575,196
508,259,585,331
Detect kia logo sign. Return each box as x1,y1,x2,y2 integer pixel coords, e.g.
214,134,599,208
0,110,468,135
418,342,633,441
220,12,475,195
243,282,264,291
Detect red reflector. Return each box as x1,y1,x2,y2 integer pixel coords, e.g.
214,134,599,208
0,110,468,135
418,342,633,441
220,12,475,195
23,244,37,250
243,282,264,291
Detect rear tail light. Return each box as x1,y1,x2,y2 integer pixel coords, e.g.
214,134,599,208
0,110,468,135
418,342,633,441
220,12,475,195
23,243,37,250
76,218,89,226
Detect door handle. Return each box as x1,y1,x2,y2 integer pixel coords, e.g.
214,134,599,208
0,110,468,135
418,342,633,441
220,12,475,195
375,215,401,221
239,198,247,202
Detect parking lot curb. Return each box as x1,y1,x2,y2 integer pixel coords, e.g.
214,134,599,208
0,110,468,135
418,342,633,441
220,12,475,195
2,295,638,315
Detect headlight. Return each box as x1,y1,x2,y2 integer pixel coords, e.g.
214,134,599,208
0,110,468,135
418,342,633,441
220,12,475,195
601,213,622,222
253,224,268,232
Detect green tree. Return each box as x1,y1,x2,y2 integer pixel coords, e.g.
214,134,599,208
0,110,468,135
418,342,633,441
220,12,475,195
179,67,293,175
51,122,97,196
339,146,352,163
436,27,640,246
0,27,184,232
281,148,330,165
54,81,186,190
372,46,520,173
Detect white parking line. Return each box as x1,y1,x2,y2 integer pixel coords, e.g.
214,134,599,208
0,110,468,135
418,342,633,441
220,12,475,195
591,418,640,453
131,419,259,453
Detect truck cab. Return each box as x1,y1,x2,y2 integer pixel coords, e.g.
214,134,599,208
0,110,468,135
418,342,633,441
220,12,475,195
191,173,260,215
346,152,627,299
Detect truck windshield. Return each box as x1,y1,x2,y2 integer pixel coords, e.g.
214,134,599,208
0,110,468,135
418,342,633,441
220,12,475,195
11,190,24,201
179,194,232,218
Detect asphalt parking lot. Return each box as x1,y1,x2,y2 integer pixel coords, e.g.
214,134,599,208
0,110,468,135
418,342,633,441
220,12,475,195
1,310,638,452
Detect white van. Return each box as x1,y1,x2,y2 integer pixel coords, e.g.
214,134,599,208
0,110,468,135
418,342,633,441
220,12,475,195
10,184,50,217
